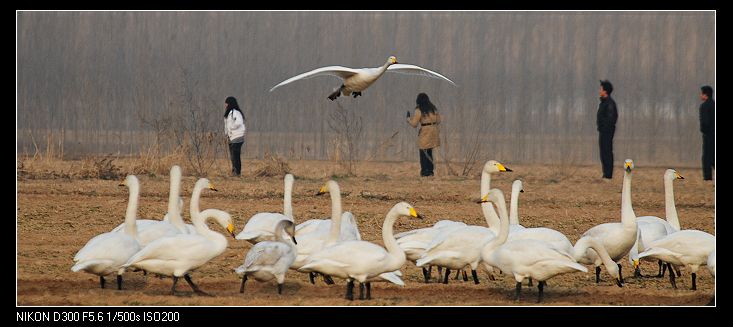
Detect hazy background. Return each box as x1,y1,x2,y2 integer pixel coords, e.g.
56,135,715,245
16,11,715,167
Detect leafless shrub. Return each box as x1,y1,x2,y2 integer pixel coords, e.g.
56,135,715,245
327,102,363,176
254,151,291,177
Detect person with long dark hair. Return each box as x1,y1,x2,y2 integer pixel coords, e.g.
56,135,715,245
224,96,246,176
407,93,441,177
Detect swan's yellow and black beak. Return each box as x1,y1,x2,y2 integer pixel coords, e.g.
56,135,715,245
291,236,298,245
616,277,623,287
625,161,633,173
409,207,423,219
632,259,639,270
674,171,685,179
520,189,524,193
497,163,512,172
227,223,236,238
209,183,218,192
316,184,328,196
477,193,490,204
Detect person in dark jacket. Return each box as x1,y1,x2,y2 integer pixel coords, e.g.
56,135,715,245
597,80,618,179
699,85,715,181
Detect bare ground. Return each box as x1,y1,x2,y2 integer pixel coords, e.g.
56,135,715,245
16,158,716,306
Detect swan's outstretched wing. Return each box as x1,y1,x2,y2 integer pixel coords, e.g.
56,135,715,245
270,66,362,92
386,64,457,86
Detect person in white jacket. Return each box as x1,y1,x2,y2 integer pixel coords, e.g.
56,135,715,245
224,96,246,176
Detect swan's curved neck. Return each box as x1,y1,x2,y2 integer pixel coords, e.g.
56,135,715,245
124,181,139,237
190,182,209,236
621,170,636,226
485,193,510,251
167,168,184,231
325,183,343,246
664,176,680,231
381,207,406,269
480,170,501,233
283,177,293,219
510,187,520,225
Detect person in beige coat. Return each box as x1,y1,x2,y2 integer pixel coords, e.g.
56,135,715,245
407,93,441,177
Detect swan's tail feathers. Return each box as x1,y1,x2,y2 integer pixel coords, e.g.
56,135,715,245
378,272,405,286
72,259,108,273
235,231,263,242
298,259,349,273
392,269,403,277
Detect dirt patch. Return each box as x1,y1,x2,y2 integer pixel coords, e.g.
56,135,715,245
17,158,716,306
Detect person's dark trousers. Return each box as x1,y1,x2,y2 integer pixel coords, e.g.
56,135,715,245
419,148,434,177
599,132,614,179
702,133,715,180
228,142,243,176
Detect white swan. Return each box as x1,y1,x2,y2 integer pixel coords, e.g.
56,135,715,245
269,56,456,100
236,174,295,244
72,175,141,290
575,159,639,285
123,178,236,296
236,219,297,295
298,202,421,300
629,169,685,276
414,160,513,284
111,166,184,244
638,229,715,290
295,212,362,241
290,180,360,270
479,188,621,302
708,249,715,278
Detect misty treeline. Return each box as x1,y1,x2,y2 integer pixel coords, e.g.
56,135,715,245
17,11,714,167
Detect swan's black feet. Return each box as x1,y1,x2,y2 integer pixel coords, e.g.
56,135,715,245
309,272,316,284
99,276,105,289
352,92,362,98
634,267,643,278
322,274,335,285
345,280,354,301
365,283,372,300
691,273,697,290
184,274,212,297
537,281,546,303
328,85,344,101
443,268,451,284
595,266,601,284
472,270,480,284
240,275,247,293
462,270,469,282
277,283,283,295
667,263,677,289
514,282,522,302
117,275,123,290
527,278,533,287
359,282,365,300
422,267,430,283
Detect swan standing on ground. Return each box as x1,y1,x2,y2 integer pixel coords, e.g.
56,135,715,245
575,159,639,285
236,219,298,295
111,166,185,243
123,178,236,296
269,56,456,100
72,175,141,290
236,174,295,244
638,229,715,290
479,189,621,303
415,160,513,284
629,169,685,277
298,202,422,300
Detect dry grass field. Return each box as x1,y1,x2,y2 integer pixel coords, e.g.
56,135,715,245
16,157,715,306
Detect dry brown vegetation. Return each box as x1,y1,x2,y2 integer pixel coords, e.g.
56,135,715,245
17,156,715,306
